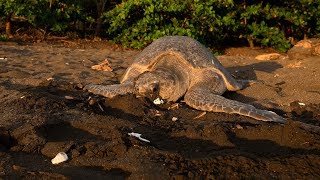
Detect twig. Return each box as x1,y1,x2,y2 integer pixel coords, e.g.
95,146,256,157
193,112,207,119
97,102,104,112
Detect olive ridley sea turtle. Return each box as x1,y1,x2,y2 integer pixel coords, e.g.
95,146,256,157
85,36,286,123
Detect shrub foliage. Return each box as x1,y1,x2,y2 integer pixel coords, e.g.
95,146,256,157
0,0,319,51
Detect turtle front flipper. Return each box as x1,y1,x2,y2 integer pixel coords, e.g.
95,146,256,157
85,81,135,98
184,86,287,123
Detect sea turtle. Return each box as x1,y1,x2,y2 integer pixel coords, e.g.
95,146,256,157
85,36,286,123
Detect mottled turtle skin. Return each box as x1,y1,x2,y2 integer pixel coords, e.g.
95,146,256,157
85,36,286,123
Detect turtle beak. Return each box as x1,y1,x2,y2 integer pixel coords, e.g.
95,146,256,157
135,82,159,98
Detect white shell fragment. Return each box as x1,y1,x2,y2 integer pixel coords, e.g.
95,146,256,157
51,152,68,165
153,98,164,105
128,132,150,143
172,117,178,122
64,95,74,100
298,102,306,106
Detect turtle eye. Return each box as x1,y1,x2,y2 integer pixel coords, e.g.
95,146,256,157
150,83,159,93
152,86,158,92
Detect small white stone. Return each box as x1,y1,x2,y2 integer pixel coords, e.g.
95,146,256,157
51,152,68,165
172,117,178,122
298,102,306,106
153,98,164,105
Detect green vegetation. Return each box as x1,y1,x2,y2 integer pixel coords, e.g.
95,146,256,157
0,34,7,41
0,0,319,51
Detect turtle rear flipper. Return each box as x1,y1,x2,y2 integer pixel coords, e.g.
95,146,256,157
84,81,134,98
184,85,287,123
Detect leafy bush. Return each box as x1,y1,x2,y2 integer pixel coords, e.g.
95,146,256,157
0,34,8,41
237,2,292,51
104,0,235,48
0,0,38,36
29,0,94,36
0,0,106,38
236,0,319,51
0,0,319,51
104,0,319,51
0,0,36,18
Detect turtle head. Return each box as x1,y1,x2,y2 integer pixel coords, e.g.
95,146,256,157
134,72,160,98
135,69,186,102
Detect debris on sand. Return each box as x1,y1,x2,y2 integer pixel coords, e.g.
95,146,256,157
168,103,179,110
172,117,178,122
147,109,164,116
91,58,113,72
153,98,164,105
64,95,75,100
295,39,313,48
255,53,281,61
287,61,303,68
154,110,162,116
193,112,207,119
236,124,244,129
128,132,150,143
287,38,320,59
97,102,105,111
51,152,68,165
46,77,54,81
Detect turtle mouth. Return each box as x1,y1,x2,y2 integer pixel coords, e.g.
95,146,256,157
135,83,159,98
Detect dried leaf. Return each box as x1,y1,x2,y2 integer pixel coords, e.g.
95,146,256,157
91,58,113,72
